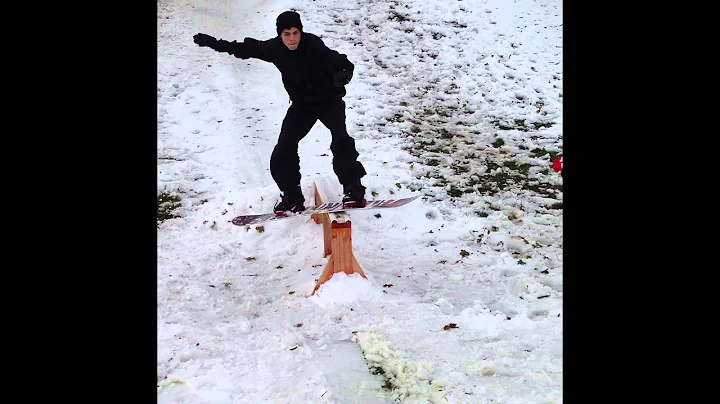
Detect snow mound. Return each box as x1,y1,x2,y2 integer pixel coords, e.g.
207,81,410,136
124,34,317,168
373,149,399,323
310,272,380,309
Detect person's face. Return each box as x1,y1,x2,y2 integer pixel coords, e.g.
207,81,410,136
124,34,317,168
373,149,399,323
281,28,301,50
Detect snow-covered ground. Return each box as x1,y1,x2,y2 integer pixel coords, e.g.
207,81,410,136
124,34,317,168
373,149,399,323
158,0,562,402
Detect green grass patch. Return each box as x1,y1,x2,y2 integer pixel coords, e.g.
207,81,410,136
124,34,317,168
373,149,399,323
533,122,554,129
531,148,561,160
388,11,411,22
448,187,464,197
514,119,528,130
388,113,404,123
452,163,470,174
491,118,555,132
157,192,181,225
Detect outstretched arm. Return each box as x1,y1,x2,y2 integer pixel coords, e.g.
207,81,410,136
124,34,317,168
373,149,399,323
193,33,273,62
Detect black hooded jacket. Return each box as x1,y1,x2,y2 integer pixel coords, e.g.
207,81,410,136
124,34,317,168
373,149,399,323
213,33,354,104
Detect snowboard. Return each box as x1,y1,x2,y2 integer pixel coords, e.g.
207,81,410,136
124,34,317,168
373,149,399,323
231,195,420,226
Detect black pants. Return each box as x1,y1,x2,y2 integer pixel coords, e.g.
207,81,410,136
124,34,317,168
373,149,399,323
270,98,366,199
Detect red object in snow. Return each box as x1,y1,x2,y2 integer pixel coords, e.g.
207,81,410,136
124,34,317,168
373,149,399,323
552,156,563,173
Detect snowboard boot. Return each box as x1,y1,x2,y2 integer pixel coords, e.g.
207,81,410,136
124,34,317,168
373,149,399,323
274,187,306,215
342,182,367,208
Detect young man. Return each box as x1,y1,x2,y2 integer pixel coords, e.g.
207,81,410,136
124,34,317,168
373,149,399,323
193,11,367,213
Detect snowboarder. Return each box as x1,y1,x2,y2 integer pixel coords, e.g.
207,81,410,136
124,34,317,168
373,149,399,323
192,11,367,213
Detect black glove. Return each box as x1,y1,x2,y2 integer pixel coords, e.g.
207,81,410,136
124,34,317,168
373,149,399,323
193,33,217,48
333,70,353,87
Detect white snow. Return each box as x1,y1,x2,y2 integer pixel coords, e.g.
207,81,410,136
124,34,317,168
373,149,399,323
158,0,562,402
311,273,382,310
